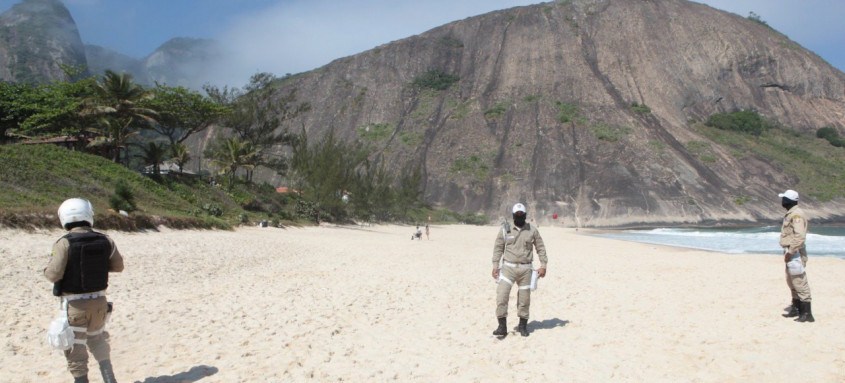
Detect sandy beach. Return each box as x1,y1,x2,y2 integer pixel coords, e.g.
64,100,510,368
1,224,844,382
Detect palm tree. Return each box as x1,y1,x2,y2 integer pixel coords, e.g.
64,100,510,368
170,143,191,174
137,141,170,177
240,141,261,182
81,70,158,163
207,137,258,190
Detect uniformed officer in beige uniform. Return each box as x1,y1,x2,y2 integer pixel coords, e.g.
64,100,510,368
778,190,814,323
44,198,124,383
491,203,547,337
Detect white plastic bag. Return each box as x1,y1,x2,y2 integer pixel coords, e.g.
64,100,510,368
786,255,805,276
530,269,539,291
46,311,74,351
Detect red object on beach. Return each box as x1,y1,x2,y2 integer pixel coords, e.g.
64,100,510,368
552,213,558,219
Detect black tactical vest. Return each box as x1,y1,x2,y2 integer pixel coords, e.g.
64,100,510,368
59,231,112,294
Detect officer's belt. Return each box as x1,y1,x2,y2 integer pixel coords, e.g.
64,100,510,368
62,290,105,301
503,261,533,269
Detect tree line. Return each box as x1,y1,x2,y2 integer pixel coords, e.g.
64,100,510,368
0,67,227,168
0,69,427,224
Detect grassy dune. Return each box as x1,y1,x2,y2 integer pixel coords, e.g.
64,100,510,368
0,144,291,230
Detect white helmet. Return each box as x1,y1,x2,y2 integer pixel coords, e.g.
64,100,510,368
58,198,94,229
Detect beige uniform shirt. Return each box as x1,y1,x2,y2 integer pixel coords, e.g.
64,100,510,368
779,206,808,254
44,227,124,285
492,223,547,269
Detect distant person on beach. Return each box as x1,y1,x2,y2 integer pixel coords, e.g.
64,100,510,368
425,224,430,240
491,203,547,337
412,226,422,240
43,198,123,383
778,190,814,323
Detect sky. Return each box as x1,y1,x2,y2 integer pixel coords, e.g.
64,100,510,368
1,0,843,87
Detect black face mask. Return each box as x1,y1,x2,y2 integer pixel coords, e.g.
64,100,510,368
513,213,527,227
782,197,797,210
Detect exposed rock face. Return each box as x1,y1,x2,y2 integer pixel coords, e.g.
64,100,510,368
0,0,220,88
141,37,222,89
84,44,148,83
213,0,845,226
86,37,222,88
0,0,87,83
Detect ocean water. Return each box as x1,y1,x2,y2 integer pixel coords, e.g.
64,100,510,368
592,226,845,258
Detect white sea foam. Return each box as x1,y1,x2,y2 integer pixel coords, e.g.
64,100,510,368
595,227,845,258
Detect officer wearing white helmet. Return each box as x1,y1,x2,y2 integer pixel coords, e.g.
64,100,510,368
43,198,124,383
491,203,547,337
778,189,814,323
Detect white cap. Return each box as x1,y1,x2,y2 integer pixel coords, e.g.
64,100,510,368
512,203,527,214
778,189,799,201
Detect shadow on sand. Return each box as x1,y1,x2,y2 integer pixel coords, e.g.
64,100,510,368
135,365,218,383
529,318,569,333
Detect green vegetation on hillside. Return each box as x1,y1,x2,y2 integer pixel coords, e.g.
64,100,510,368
706,110,773,136
630,102,651,115
411,70,460,91
399,131,424,147
747,11,772,29
816,126,845,148
555,101,584,124
446,98,472,120
685,140,717,163
483,102,508,119
1,142,436,230
590,123,631,142
357,123,393,141
449,154,492,184
696,122,845,201
0,144,237,229
1,70,475,229
290,130,428,223
438,36,464,49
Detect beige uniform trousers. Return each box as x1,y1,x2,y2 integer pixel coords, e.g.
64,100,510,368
496,264,532,319
786,247,812,302
65,296,111,378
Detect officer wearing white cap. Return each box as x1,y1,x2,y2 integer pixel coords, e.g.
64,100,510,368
778,189,814,323
491,203,547,337
44,198,124,382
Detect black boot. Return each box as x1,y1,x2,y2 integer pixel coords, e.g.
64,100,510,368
782,299,800,318
795,301,815,323
99,359,117,383
492,317,507,337
517,317,529,337
73,376,89,383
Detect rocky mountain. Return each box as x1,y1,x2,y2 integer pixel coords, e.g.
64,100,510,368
85,37,223,88
192,0,845,226
84,44,147,83
0,0,87,83
140,37,223,88
0,0,220,87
